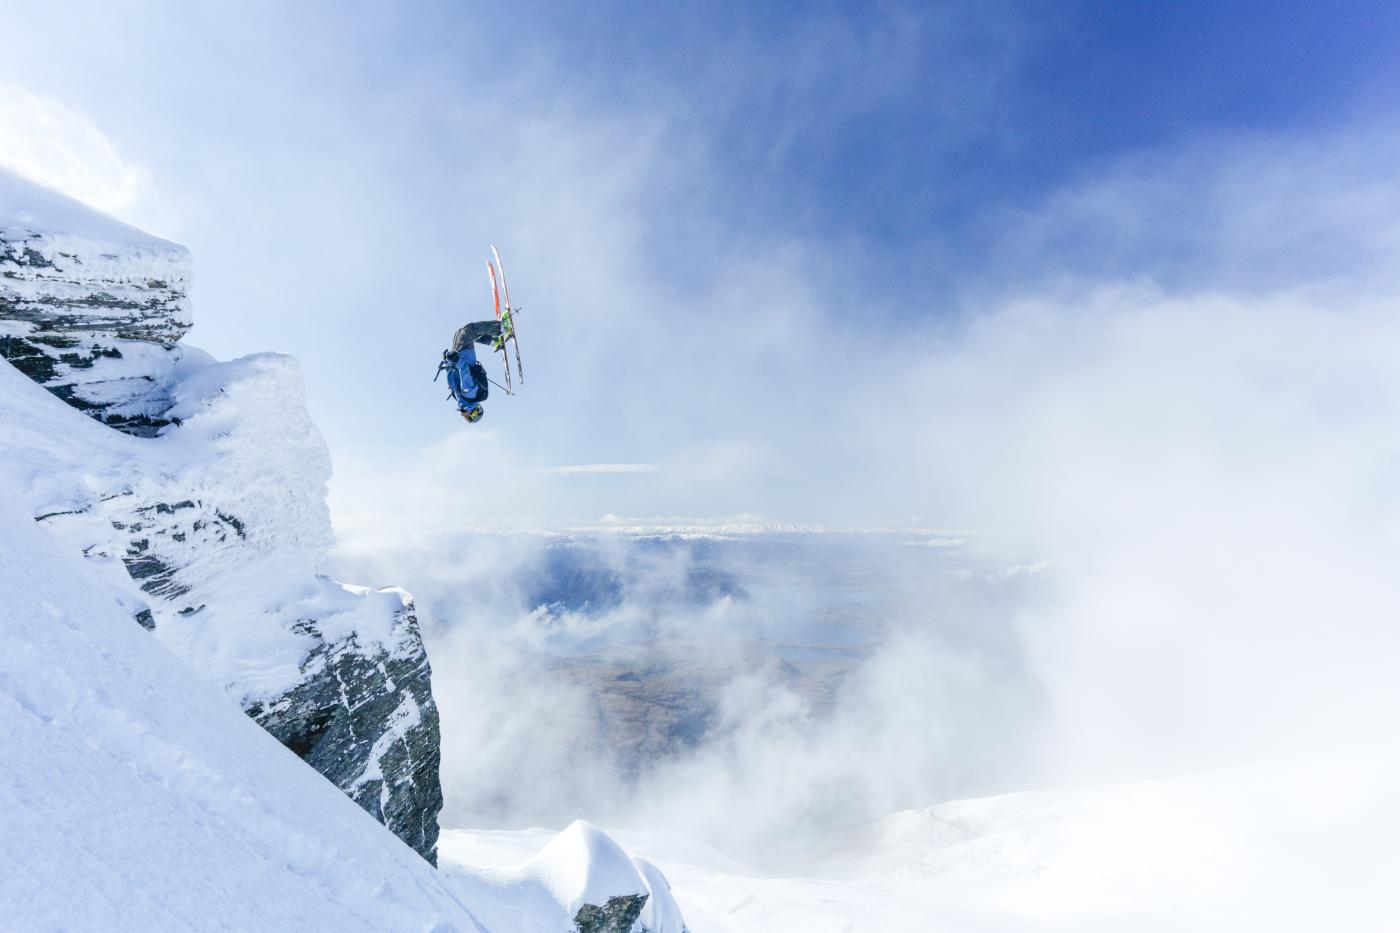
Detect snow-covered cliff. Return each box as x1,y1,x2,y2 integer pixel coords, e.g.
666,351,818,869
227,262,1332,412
0,169,442,861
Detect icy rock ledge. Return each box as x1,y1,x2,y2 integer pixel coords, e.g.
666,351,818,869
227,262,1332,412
0,170,193,435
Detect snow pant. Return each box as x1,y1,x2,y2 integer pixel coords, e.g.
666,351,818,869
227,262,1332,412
451,320,503,353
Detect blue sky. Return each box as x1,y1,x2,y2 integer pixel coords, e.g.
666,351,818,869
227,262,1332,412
4,0,1400,527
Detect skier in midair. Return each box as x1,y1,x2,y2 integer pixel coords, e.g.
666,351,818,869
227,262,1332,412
441,320,504,423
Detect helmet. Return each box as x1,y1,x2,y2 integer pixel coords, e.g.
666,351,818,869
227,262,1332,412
460,404,485,424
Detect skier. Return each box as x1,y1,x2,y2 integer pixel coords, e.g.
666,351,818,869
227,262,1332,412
441,320,504,423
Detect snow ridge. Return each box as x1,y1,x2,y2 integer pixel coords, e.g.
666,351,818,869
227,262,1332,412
1,169,192,434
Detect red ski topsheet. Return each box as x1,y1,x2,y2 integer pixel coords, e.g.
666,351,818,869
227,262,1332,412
487,261,501,320
491,243,512,310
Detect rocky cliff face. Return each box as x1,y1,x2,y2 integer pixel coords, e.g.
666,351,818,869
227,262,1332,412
244,601,443,862
1,170,443,864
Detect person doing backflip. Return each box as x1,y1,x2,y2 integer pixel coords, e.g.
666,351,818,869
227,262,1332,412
439,245,524,421
441,320,504,423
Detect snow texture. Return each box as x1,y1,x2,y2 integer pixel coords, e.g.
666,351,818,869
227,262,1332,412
567,747,1395,933
0,471,486,931
440,821,687,932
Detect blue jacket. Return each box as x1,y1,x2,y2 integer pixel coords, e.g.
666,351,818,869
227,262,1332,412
446,345,487,409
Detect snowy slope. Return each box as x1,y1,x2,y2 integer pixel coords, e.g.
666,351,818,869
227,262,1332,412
1,170,450,860
0,469,486,930
443,744,1400,932
0,454,690,930
0,323,446,859
822,745,1400,930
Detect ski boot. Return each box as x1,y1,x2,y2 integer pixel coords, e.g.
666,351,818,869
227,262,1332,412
491,311,514,351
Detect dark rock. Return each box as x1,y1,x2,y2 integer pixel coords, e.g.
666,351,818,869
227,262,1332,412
1,214,192,435
574,894,648,933
246,607,444,865
106,494,447,864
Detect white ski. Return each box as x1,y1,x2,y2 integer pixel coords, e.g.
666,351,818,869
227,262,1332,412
490,243,523,384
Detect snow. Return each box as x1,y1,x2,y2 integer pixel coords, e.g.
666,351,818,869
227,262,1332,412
523,821,649,915
526,744,1393,933
0,167,180,251
0,345,387,703
439,821,687,932
435,743,1400,932
0,167,190,332
634,858,688,933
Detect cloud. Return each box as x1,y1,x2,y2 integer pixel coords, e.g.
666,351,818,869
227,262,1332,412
977,128,1400,296
542,464,658,475
0,84,147,214
335,118,1400,863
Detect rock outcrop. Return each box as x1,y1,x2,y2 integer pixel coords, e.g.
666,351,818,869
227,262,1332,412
244,601,444,862
1,169,444,864
0,180,192,435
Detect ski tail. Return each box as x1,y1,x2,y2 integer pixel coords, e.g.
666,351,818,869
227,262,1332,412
487,261,502,320
490,244,523,384
491,243,512,311
485,260,510,393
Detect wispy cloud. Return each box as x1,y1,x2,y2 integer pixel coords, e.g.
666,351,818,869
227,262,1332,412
542,464,658,475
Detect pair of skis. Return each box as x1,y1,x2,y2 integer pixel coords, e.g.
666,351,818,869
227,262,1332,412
486,244,524,394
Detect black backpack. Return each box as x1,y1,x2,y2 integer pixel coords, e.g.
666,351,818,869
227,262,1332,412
466,361,489,402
